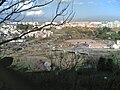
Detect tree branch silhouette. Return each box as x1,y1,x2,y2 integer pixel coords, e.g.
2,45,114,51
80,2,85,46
0,0,75,45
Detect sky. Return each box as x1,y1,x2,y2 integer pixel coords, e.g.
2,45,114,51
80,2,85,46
40,0,120,22
73,0,120,21
1,0,120,22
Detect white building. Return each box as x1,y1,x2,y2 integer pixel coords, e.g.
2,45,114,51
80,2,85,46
112,44,119,49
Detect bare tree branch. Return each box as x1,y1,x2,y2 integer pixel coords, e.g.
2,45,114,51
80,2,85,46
0,0,6,6
0,0,75,45
0,0,54,23
16,0,54,13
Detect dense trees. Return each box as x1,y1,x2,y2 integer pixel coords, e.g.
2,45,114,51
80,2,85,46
16,24,33,30
97,57,114,72
60,27,120,40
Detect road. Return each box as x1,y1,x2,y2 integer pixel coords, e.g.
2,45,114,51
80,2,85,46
52,47,110,56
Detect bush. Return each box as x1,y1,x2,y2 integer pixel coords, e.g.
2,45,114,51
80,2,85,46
97,57,114,72
0,57,13,67
105,58,114,71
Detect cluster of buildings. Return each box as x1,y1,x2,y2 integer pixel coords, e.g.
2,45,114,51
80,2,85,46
1,21,120,49
9,21,120,30
12,22,39,26
25,29,53,38
54,21,120,29
0,24,20,41
0,23,53,42
64,39,120,49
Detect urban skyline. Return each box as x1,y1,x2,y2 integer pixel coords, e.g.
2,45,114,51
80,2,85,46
10,20,120,28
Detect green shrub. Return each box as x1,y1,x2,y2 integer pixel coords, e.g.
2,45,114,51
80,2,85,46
97,57,114,72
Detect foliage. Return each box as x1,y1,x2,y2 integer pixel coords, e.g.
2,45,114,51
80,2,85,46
97,56,114,72
0,57,13,67
59,27,120,40
109,51,120,69
46,51,84,71
16,24,33,30
118,31,120,35
61,26,120,41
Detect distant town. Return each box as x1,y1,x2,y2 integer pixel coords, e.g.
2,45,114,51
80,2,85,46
1,21,120,40
12,20,120,29
1,21,120,51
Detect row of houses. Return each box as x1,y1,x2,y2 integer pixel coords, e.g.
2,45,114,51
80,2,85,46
54,21,120,29
25,30,53,38
11,21,120,30
64,39,120,49
0,24,53,42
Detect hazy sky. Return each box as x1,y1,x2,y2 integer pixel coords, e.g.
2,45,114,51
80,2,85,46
73,0,120,21
1,0,120,22
28,0,120,22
